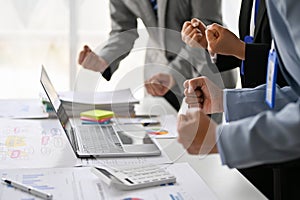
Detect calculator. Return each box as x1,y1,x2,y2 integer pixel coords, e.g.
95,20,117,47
91,165,176,190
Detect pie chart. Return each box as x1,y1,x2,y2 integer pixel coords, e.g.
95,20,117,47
123,198,143,200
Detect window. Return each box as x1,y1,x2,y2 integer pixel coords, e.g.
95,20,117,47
0,0,240,99
0,0,144,99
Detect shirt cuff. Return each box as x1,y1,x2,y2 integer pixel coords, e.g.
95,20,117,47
216,124,228,166
223,89,236,122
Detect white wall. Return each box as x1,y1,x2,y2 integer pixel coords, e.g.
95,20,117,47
222,0,242,36
222,0,242,88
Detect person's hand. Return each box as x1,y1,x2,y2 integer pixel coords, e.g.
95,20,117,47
144,73,175,96
206,23,246,60
177,108,218,155
78,45,109,72
184,76,223,114
181,18,208,49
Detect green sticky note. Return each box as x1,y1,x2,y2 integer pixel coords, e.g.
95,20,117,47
80,109,114,120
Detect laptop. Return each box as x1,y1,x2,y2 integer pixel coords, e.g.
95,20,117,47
40,66,161,158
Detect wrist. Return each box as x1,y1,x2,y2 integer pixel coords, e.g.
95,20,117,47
210,121,218,153
234,41,246,60
169,75,176,89
202,120,218,154
210,138,219,153
217,89,224,113
98,57,109,73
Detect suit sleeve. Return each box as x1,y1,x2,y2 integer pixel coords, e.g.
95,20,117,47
190,0,222,25
242,43,271,87
166,0,223,95
214,55,241,72
170,0,242,77
218,84,299,169
217,97,300,169
98,0,138,80
223,85,298,121
211,43,269,80
216,0,300,170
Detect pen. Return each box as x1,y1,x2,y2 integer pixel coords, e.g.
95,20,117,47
2,177,53,200
134,114,158,118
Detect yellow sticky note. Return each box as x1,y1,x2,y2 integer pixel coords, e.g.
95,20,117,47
80,109,114,120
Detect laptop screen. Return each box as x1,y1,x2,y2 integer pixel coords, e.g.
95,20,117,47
40,66,75,148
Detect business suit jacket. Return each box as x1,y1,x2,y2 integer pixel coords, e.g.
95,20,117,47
216,0,287,88
98,0,222,95
217,0,300,169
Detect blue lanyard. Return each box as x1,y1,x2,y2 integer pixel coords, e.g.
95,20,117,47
241,0,260,75
241,36,254,75
265,40,278,109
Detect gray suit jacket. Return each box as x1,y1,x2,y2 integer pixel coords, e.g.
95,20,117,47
97,0,222,96
217,0,300,169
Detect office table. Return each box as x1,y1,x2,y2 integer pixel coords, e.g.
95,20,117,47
0,97,266,200
136,96,266,200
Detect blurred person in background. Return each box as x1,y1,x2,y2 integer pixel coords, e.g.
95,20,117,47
78,0,237,113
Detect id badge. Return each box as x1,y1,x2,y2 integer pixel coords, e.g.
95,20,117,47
265,48,278,108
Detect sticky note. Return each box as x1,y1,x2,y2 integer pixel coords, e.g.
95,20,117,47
80,109,114,120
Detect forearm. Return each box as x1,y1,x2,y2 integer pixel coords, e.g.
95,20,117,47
233,40,246,60
217,98,300,168
223,85,298,122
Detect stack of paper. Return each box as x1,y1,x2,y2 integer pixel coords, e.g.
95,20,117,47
42,89,139,117
0,99,49,119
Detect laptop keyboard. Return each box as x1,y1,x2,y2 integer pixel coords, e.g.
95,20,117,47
77,125,124,154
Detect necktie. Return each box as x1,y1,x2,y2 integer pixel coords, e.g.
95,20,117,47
254,0,260,25
149,0,158,17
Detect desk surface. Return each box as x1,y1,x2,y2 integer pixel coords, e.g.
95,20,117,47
0,97,266,200
159,139,266,200
137,96,266,200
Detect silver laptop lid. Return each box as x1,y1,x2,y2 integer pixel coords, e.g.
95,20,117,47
40,66,77,151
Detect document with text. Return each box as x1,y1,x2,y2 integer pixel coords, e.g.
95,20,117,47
0,163,217,200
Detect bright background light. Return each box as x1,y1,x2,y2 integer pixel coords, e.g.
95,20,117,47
0,0,241,99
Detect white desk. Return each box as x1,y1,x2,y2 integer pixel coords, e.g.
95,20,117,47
136,96,266,200
159,139,266,200
0,97,266,199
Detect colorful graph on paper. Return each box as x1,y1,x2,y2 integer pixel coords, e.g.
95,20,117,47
0,119,66,167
